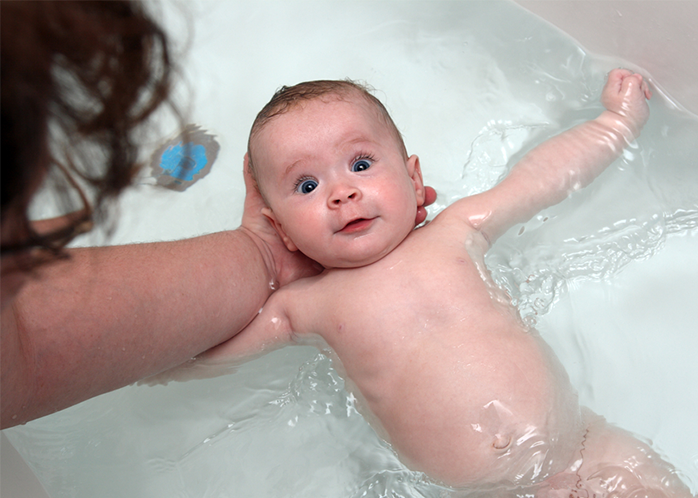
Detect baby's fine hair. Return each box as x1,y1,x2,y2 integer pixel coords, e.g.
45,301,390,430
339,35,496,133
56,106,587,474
247,79,408,187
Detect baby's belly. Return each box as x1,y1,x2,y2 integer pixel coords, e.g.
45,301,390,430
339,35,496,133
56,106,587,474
360,322,585,489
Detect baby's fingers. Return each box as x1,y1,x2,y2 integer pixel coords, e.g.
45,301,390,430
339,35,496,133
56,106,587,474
621,73,649,98
607,68,634,88
640,76,652,100
601,68,651,135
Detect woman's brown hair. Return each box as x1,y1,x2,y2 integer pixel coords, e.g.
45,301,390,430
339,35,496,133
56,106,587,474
1,0,174,255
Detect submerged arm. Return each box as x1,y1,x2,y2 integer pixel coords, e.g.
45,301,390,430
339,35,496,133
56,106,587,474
453,69,651,244
142,289,297,385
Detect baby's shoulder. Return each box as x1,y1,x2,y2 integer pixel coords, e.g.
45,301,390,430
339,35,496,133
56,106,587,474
391,203,491,267
419,200,491,249
431,194,491,228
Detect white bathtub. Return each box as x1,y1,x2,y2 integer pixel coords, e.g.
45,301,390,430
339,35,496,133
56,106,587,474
2,1,697,496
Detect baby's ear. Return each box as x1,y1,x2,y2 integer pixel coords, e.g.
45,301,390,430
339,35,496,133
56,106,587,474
407,155,426,206
262,207,299,252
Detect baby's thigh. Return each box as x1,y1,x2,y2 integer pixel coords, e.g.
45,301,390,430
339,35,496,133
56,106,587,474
541,409,692,498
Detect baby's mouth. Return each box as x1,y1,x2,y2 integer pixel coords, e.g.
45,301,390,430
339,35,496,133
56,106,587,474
339,218,374,234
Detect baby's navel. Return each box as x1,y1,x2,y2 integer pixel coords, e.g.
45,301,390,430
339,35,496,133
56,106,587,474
492,433,512,451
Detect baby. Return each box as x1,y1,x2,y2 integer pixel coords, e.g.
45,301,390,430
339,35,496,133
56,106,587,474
161,70,691,496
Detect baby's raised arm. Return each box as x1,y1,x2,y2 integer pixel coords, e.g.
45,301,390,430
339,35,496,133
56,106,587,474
454,69,651,244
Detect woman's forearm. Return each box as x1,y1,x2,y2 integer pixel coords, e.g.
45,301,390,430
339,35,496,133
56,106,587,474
1,229,273,428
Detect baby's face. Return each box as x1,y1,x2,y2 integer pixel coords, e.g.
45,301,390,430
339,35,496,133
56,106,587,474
252,96,425,269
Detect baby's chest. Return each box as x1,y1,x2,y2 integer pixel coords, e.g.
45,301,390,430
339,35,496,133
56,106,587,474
313,252,497,354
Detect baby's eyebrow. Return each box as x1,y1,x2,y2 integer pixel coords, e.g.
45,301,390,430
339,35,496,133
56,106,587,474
342,135,378,149
283,158,309,178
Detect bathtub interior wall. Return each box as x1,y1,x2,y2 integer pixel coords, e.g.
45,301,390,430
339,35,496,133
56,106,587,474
516,0,698,117
2,1,698,497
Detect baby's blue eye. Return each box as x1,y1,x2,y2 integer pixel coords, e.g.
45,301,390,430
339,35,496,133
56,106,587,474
352,158,372,172
296,178,318,194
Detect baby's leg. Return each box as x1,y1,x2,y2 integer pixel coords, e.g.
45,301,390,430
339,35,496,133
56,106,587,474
542,409,692,498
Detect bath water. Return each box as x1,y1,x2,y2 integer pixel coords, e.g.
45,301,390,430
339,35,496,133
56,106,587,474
6,1,698,497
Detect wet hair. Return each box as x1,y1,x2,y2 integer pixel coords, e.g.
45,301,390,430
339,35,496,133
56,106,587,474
247,80,408,190
1,1,174,255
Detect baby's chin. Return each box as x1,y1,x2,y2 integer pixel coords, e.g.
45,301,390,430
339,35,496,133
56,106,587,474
316,253,386,270
310,242,399,270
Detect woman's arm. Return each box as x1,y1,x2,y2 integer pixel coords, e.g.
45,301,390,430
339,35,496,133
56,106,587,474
0,162,310,428
1,229,277,427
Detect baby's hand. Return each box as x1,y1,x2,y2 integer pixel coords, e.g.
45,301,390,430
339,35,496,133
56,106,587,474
600,68,652,137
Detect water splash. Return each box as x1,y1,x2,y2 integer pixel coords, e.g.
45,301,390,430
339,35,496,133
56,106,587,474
487,206,698,325
461,121,550,197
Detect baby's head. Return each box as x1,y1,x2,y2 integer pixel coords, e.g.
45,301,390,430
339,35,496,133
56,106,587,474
247,80,425,269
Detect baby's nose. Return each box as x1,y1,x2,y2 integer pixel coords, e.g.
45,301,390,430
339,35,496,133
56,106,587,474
329,183,361,206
